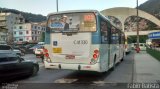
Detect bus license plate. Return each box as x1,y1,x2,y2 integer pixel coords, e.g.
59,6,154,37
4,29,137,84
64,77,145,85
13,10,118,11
53,48,62,53
65,55,75,59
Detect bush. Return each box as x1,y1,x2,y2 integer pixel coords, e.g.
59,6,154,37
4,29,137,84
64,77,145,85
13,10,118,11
146,48,160,61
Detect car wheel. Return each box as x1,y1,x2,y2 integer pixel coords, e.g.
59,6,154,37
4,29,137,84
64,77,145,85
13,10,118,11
32,65,38,76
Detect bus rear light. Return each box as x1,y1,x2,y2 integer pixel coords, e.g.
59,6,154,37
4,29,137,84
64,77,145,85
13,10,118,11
94,49,99,54
93,54,98,59
83,66,91,68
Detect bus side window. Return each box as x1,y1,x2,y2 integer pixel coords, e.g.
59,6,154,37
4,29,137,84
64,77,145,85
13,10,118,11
111,27,119,44
100,20,108,44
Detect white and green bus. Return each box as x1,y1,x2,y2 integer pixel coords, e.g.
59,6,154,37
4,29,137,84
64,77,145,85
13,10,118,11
44,10,126,72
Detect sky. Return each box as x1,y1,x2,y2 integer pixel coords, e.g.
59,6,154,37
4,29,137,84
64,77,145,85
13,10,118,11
0,0,148,16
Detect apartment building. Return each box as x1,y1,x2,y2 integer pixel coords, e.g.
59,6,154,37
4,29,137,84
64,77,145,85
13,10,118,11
0,12,25,42
13,23,46,43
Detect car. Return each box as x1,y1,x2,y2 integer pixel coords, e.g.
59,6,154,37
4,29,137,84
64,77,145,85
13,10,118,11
139,43,146,51
0,51,39,82
133,43,146,51
30,45,43,54
38,42,45,45
35,46,43,57
24,44,35,49
0,45,22,57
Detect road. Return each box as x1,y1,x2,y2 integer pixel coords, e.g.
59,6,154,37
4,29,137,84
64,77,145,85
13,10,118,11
3,52,135,89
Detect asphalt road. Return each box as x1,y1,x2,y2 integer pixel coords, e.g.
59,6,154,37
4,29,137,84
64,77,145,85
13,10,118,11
2,52,135,89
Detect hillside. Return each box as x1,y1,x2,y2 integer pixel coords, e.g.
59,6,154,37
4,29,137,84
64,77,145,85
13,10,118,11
139,0,160,18
0,7,47,22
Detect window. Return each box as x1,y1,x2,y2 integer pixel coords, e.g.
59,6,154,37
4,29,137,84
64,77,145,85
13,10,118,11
48,12,96,32
0,45,12,50
111,27,119,44
14,31,16,34
100,19,108,44
35,37,37,40
0,58,8,62
26,37,29,40
19,31,23,35
35,31,37,34
32,31,34,34
34,26,37,29
14,26,16,29
121,33,125,44
19,38,23,41
19,26,22,29
32,37,34,40
26,31,29,34
0,57,18,62
7,57,18,62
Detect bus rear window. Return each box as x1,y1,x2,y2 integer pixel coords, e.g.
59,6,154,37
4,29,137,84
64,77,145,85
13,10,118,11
47,12,96,32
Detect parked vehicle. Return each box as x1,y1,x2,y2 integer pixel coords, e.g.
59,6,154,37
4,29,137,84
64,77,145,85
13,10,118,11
35,46,44,57
139,43,147,51
0,51,39,82
0,45,22,57
133,43,146,51
29,45,43,54
24,44,35,49
38,42,45,45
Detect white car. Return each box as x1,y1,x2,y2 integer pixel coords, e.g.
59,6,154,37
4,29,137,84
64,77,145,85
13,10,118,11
133,43,146,51
139,43,146,51
34,46,44,57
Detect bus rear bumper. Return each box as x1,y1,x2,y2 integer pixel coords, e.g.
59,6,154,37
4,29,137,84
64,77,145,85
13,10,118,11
44,61,101,72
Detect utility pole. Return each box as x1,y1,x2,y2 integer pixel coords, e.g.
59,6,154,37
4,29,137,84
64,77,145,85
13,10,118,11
136,0,139,49
56,0,59,12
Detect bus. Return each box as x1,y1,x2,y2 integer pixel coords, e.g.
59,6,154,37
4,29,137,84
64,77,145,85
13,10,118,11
125,35,132,54
43,10,126,72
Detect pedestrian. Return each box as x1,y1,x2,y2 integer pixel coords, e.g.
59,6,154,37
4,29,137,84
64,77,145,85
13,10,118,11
40,46,45,63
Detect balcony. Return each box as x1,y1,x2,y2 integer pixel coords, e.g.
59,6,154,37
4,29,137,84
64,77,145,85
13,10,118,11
0,17,6,21
0,22,7,27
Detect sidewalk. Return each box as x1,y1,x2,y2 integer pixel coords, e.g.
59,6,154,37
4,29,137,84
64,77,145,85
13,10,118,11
134,51,160,83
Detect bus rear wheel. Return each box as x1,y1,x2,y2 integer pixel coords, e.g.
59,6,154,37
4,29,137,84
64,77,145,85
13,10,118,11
111,56,116,71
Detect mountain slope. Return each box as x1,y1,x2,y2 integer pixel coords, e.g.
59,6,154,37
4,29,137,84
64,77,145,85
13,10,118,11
0,7,47,22
139,0,160,16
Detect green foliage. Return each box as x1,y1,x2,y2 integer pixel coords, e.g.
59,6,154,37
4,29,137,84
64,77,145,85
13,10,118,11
0,7,47,22
146,48,160,61
128,35,148,43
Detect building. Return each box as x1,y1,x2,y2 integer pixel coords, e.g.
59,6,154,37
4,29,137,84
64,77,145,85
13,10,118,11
147,31,160,46
0,12,25,43
13,23,46,43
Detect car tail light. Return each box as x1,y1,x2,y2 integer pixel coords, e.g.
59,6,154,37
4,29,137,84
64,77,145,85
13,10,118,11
43,48,52,63
45,53,49,57
44,49,48,53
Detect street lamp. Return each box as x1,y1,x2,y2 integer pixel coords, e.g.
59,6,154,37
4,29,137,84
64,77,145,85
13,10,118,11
56,0,59,12
136,0,140,51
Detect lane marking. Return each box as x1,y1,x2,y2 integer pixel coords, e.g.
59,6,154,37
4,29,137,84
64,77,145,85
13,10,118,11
54,78,78,83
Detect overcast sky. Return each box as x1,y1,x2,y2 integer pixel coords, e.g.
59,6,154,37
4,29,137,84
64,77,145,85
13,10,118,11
0,0,148,16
